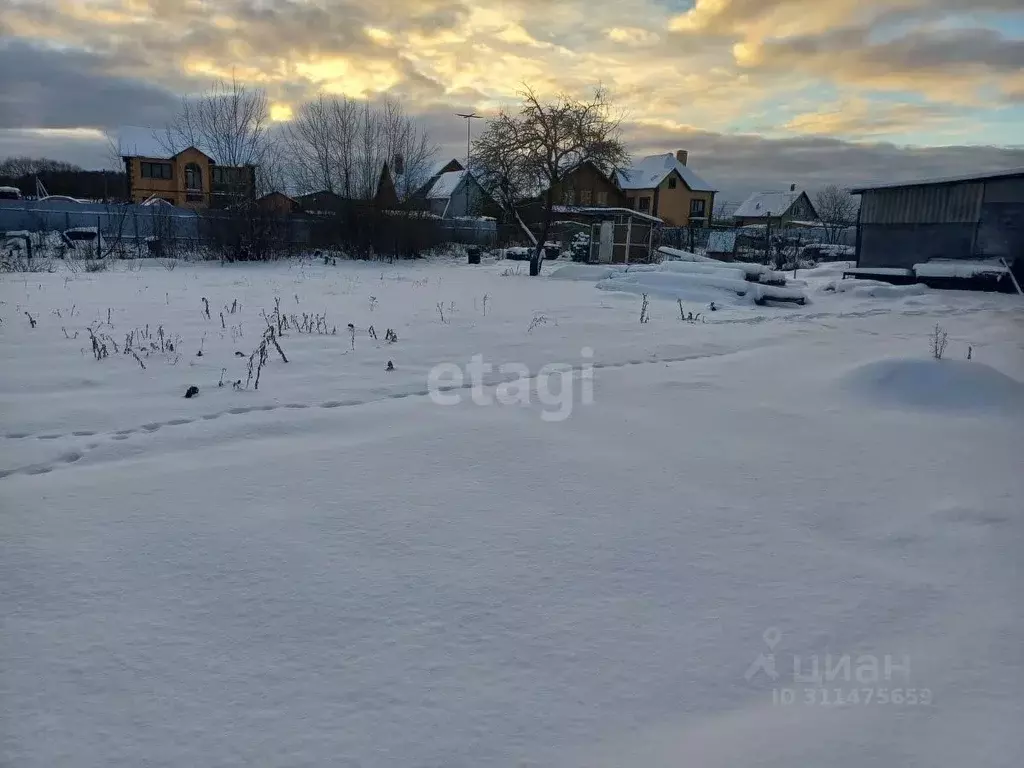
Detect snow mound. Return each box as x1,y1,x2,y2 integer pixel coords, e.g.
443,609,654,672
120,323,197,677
550,262,806,305
597,270,755,306
548,264,617,281
658,260,747,282
842,358,1024,412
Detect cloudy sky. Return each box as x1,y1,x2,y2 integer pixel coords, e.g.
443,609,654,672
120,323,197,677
2,0,1023,200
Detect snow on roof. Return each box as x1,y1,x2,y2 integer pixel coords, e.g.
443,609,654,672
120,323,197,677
913,260,1011,279
551,205,663,224
427,171,465,200
616,154,716,193
850,167,1024,193
733,190,803,219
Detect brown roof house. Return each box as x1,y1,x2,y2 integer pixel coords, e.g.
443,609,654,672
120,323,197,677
552,161,629,208
616,151,717,227
256,191,301,216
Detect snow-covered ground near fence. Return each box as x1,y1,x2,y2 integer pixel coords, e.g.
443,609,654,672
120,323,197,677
822,278,930,299
2,256,1023,767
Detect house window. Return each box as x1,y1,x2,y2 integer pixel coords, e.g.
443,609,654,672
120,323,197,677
140,161,172,180
638,196,652,212
596,190,608,206
580,189,592,205
668,176,677,189
212,166,246,185
563,188,575,205
185,162,203,202
690,198,706,217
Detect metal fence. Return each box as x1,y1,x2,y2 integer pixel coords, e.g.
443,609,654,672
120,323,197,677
1,199,501,257
0,199,201,254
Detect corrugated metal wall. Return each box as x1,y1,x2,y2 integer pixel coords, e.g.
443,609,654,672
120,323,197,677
859,182,983,225
858,224,977,269
857,176,1024,268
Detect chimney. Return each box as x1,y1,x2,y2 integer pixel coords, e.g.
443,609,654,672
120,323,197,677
676,150,688,166
790,183,796,192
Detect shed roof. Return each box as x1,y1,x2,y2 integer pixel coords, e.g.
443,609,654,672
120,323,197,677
551,205,663,224
850,167,1024,194
616,153,716,193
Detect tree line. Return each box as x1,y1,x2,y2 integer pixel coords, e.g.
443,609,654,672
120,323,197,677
143,78,439,204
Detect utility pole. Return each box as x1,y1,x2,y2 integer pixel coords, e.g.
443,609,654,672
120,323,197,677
455,112,482,218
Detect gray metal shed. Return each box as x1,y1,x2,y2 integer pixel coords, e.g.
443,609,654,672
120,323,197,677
851,168,1024,271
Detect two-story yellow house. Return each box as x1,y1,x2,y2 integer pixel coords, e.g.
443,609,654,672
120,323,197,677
617,151,717,227
123,146,255,209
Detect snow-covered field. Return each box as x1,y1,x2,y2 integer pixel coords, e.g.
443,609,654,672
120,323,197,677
2,256,1023,767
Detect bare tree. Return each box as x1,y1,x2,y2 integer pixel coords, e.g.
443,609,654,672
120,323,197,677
814,184,859,244
377,97,437,200
712,200,733,222
473,85,629,275
355,101,383,201
285,94,436,203
160,78,280,258
160,76,273,170
0,157,82,176
331,97,360,199
473,112,536,225
286,95,336,194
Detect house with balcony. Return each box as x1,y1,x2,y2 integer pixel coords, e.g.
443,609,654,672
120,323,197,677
122,145,256,209
616,151,717,227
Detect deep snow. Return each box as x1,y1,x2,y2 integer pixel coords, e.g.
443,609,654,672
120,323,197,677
1,256,1023,767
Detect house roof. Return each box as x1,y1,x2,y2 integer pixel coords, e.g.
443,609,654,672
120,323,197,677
733,190,805,219
616,153,716,193
849,167,1024,194
427,170,466,200
414,159,464,199
258,191,298,204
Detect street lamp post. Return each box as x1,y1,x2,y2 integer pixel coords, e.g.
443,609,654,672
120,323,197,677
455,112,482,217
